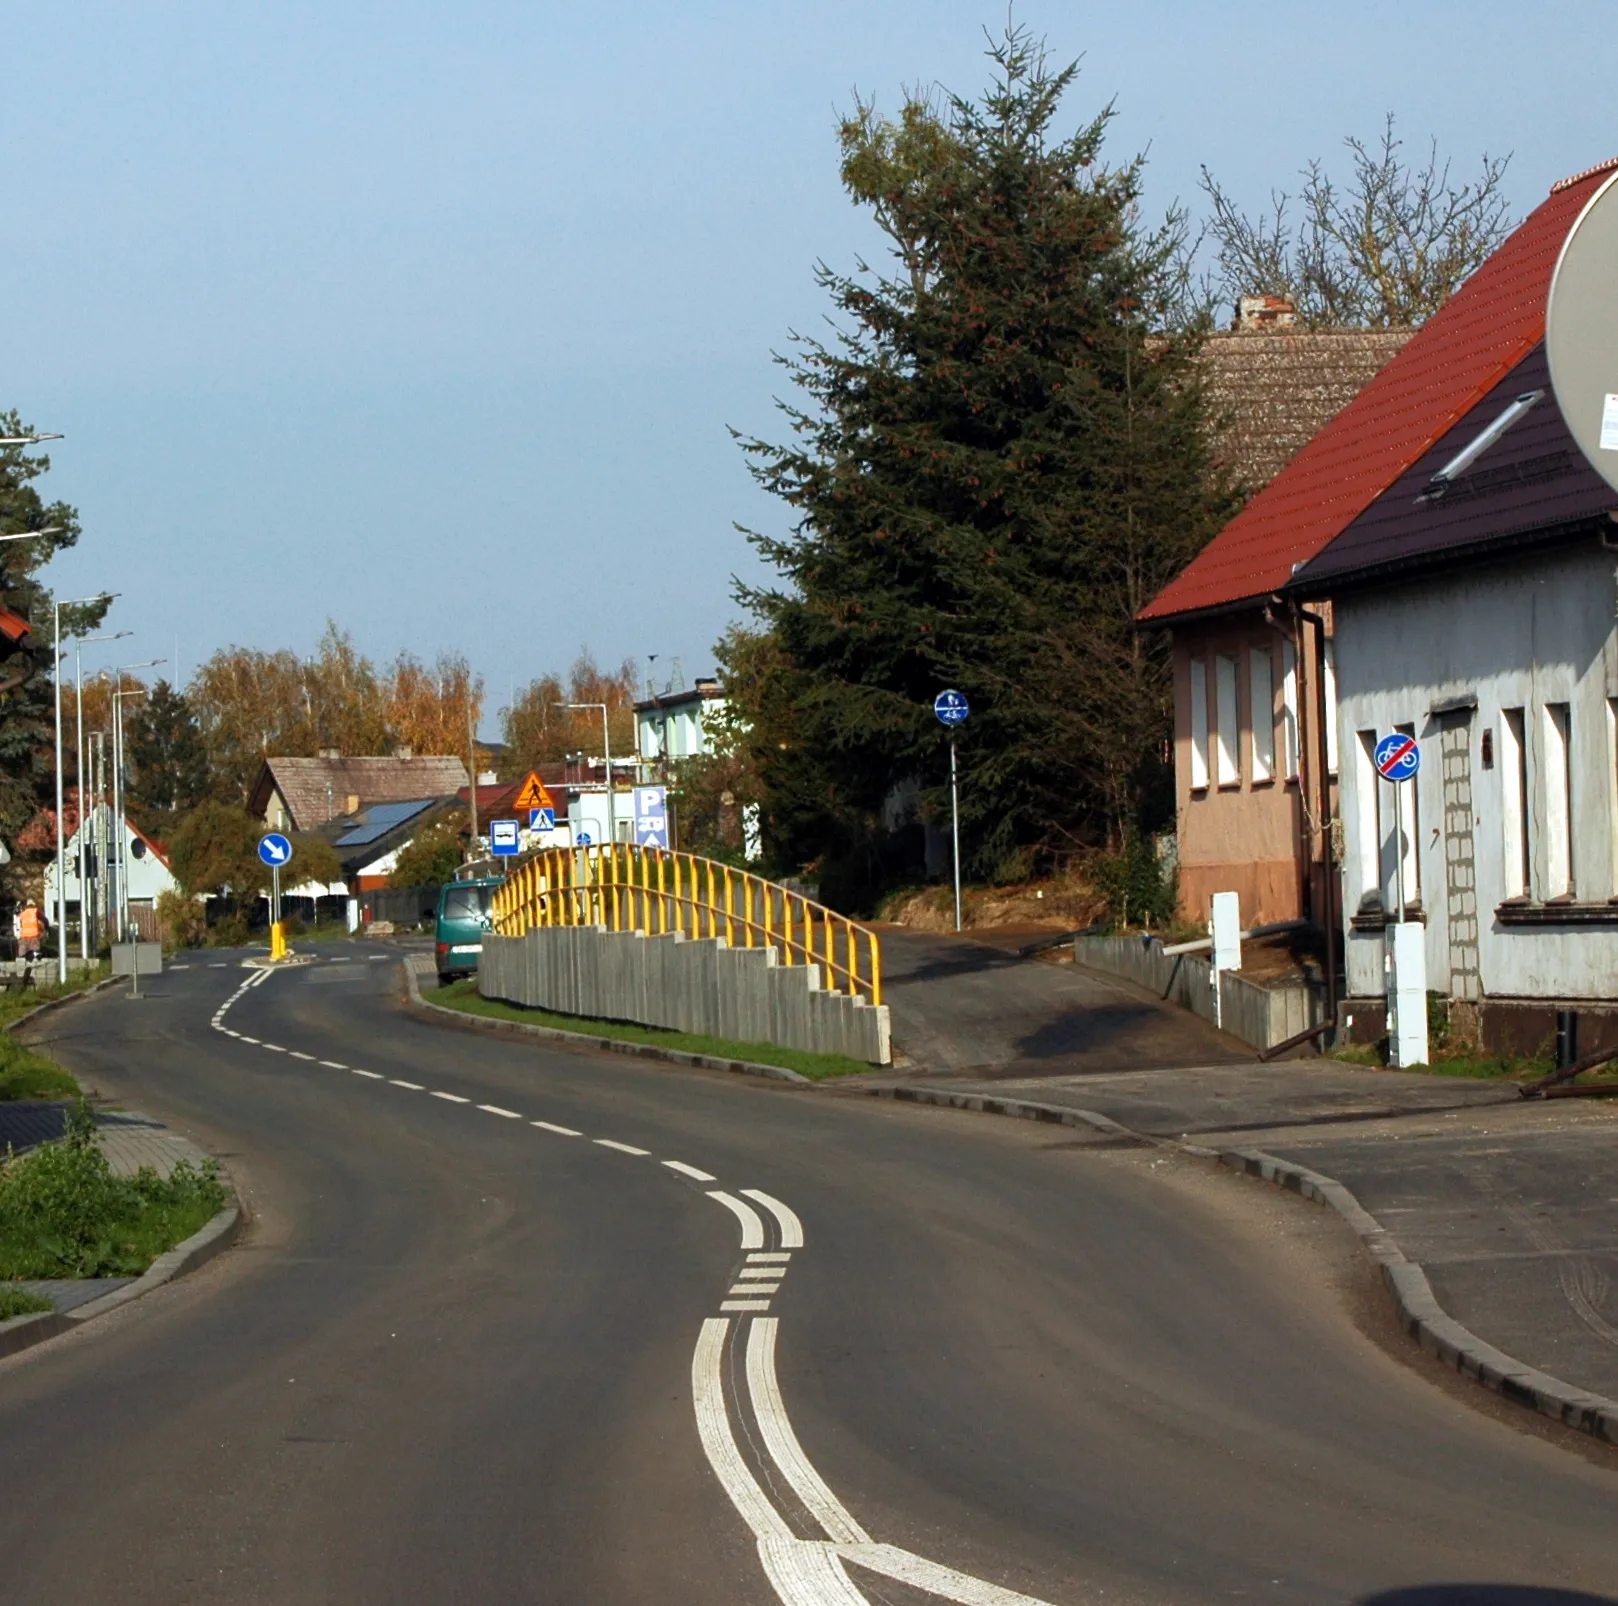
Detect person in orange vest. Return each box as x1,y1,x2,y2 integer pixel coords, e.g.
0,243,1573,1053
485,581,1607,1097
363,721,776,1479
17,900,46,961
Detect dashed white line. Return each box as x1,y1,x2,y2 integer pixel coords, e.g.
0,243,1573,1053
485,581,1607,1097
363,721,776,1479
430,1091,469,1103
532,1120,582,1136
262,1044,287,1053
238,1036,261,1045
209,962,228,969
288,1051,316,1061
736,1267,783,1280
742,1188,804,1249
594,1138,650,1156
320,1060,347,1070
730,1282,780,1296
748,1251,792,1264
663,1160,717,1182
352,1069,385,1080
390,1079,424,1090
707,1191,766,1250
477,1104,522,1119
720,1299,774,1313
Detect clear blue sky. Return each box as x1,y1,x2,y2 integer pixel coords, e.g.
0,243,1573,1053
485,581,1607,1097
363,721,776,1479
10,1,1611,732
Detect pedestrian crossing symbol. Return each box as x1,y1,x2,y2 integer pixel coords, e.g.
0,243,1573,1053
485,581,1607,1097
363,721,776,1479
512,772,555,812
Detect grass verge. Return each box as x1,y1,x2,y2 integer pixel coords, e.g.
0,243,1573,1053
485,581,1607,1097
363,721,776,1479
430,978,874,1081
0,1103,228,1278
0,1031,81,1101
0,1285,53,1318
1330,1041,1573,1082
0,960,109,1032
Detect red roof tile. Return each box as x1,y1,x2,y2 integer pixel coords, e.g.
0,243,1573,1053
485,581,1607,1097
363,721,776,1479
1139,160,1618,623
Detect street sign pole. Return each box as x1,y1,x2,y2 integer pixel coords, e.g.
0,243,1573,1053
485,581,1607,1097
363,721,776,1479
950,738,962,933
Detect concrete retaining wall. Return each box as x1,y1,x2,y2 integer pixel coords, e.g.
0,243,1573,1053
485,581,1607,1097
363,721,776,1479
1073,934,1323,1055
480,926,891,1065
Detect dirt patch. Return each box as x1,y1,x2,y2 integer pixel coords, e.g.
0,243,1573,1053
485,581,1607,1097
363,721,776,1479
882,877,1104,935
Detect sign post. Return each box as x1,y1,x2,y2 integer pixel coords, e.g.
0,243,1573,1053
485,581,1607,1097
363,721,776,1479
1372,733,1426,1066
258,833,294,961
933,690,970,932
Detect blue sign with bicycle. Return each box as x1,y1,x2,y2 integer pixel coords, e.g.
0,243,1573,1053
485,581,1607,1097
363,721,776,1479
934,689,970,727
1374,731,1421,783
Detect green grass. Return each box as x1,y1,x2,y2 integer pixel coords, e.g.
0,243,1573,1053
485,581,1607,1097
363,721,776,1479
0,960,109,1032
0,1032,82,1102
0,1103,228,1279
431,979,875,1081
0,1285,53,1319
1331,1040,1560,1082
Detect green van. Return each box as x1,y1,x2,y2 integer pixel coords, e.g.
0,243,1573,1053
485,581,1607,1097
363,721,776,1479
433,877,503,984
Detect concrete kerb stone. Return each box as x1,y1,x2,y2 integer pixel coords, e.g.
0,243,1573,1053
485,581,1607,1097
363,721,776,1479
401,958,812,1086
867,1083,1618,1448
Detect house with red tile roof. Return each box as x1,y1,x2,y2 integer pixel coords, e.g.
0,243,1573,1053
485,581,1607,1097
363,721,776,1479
1138,159,1618,944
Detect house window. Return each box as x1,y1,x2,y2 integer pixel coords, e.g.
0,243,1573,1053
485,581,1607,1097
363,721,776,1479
1393,722,1420,909
1544,702,1573,898
1188,660,1209,792
1355,729,1382,904
1249,648,1275,784
1322,638,1340,775
1215,654,1240,787
1280,640,1300,780
1501,707,1530,899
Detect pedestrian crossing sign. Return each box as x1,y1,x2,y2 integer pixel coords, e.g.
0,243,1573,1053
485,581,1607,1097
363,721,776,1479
512,772,555,812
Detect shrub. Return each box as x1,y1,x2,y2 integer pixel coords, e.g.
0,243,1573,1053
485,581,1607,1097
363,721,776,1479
1094,836,1177,930
156,890,208,950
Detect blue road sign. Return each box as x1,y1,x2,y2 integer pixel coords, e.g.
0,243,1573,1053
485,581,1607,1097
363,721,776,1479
489,819,520,856
633,785,669,849
576,831,593,846
529,807,556,831
257,832,293,867
934,689,970,727
1374,731,1421,783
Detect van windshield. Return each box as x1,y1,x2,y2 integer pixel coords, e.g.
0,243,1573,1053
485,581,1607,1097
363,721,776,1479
442,885,494,923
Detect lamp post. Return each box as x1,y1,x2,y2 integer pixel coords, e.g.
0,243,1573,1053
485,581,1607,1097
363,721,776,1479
556,702,615,844
108,661,162,943
74,632,131,958
0,433,63,447
53,592,117,982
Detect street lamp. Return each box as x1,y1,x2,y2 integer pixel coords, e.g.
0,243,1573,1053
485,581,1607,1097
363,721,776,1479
0,433,63,447
53,592,118,982
73,631,131,958
106,660,162,945
0,525,62,546
556,702,616,844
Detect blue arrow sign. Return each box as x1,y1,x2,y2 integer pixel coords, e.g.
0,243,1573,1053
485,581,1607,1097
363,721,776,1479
257,832,293,867
1373,731,1421,783
934,689,970,727
529,807,555,831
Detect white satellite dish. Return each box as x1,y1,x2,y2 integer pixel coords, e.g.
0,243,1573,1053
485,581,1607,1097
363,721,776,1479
1546,167,1618,495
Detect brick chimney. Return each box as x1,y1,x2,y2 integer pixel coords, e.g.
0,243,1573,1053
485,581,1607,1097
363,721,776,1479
1236,294,1298,331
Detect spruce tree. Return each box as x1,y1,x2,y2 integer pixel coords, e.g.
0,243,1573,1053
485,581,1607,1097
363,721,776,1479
735,30,1230,886
127,680,209,829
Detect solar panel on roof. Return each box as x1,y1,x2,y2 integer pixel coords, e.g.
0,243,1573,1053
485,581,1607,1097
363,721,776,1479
334,798,438,848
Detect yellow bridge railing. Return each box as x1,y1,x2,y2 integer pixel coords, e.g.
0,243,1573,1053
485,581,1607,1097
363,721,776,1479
490,844,882,1008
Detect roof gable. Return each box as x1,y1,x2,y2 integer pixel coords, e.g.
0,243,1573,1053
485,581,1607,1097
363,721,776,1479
1139,160,1618,624
1293,342,1617,588
249,755,469,831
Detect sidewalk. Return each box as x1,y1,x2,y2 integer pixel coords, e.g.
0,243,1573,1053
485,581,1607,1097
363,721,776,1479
872,926,1618,1425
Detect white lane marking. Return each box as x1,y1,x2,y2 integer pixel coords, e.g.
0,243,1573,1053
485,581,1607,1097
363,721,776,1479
171,964,190,970
368,955,387,961
692,1318,794,1544
757,1539,870,1606
430,1091,469,1103
748,1251,792,1264
746,1317,870,1544
707,1191,766,1249
478,1104,522,1119
835,1545,1059,1606
238,1036,261,1045
222,1029,241,1038
736,1267,783,1280
532,1120,581,1136
320,1060,347,1069
390,1079,424,1089
352,1069,385,1080
731,1282,781,1296
288,1051,316,1061
743,1189,804,1249
209,962,228,968
262,1044,287,1053
721,1299,774,1313
594,1139,650,1156
663,1160,718,1182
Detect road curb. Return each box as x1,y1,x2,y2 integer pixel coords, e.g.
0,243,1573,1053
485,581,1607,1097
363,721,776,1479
399,961,812,1086
866,1082,1618,1447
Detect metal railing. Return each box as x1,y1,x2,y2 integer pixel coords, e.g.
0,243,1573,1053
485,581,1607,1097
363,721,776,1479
490,844,882,1007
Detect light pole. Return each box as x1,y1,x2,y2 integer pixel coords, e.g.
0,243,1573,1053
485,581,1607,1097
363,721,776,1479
53,592,117,981
108,660,162,944
556,702,615,844
75,632,131,958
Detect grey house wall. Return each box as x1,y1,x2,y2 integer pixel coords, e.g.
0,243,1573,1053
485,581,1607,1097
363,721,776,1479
480,926,891,1066
1073,934,1321,1055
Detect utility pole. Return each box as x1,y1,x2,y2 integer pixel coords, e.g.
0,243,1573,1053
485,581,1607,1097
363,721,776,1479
466,701,480,861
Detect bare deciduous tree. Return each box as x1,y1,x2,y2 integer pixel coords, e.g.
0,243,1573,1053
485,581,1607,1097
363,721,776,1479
1200,116,1514,328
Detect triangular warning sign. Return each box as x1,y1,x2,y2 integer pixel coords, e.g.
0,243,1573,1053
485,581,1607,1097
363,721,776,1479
513,771,555,812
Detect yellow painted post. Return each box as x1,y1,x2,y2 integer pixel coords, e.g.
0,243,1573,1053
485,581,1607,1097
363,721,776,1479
723,867,734,947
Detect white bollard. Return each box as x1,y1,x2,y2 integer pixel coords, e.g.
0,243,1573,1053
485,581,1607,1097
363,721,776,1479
1210,891,1241,1029
1386,921,1429,1067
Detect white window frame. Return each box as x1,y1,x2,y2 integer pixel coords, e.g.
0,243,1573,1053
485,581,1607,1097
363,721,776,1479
1501,707,1530,900
1215,654,1240,788
1543,702,1573,899
1249,648,1275,784
1280,639,1300,780
1188,661,1209,792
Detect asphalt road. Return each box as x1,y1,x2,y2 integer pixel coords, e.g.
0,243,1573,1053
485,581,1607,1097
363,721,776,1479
2,946,1617,1606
